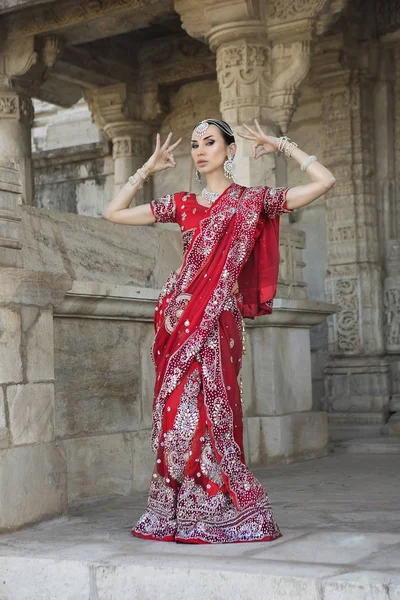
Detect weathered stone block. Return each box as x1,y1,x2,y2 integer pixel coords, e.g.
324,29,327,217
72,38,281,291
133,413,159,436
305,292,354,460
0,386,9,448
249,326,313,416
61,433,134,501
139,326,156,429
0,307,22,385
19,205,181,289
131,429,154,491
0,442,67,531
7,383,55,445
21,307,54,382
0,556,90,599
245,411,328,465
54,318,143,438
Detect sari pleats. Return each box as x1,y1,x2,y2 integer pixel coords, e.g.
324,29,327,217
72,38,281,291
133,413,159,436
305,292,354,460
132,277,282,544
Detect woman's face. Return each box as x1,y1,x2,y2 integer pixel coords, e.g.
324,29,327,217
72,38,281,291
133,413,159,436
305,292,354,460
191,124,235,176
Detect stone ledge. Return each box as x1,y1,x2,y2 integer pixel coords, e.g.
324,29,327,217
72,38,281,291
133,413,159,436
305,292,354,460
246,298,337,328
54,281,337,324
54,280,158,321
334,437,400,454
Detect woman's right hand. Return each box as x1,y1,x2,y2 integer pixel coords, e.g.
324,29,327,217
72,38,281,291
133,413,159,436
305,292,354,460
145,132,182,174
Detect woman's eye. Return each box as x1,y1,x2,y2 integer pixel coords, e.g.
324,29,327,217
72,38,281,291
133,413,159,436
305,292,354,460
206,140,215,145
191,144,198,149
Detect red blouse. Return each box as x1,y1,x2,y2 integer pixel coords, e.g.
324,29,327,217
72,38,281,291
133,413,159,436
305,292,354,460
150,187,291,254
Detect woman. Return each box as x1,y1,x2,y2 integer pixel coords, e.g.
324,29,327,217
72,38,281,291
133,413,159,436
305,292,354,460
102,118,336,544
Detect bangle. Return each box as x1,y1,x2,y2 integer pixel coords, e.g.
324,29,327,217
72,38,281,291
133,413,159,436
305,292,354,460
128,173,143,188
137,163,152,181
285,141,298,157
127,163,153,187
276,136,298,157
301,155,318,171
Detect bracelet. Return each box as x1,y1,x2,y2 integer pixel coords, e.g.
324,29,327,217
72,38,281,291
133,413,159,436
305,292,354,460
301,155,318,171
276,136,298,157
128,173,143,188
128,163,153,187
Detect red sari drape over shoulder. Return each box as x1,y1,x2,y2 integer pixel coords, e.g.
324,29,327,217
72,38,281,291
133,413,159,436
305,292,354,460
132,183,291,544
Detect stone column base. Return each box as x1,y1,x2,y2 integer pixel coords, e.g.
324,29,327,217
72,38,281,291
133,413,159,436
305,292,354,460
244,412,329,466
0,443,67,532
323,357,391,441
0,268,71,532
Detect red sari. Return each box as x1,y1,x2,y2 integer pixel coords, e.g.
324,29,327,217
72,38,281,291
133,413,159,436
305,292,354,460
132,183,291,544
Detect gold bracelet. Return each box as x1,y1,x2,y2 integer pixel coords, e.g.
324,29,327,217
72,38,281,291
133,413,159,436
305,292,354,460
127,163,153,187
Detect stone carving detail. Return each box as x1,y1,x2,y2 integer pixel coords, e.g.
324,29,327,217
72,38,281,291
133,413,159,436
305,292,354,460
0,95,18,117
384,289,400,351
268,0,324,21
0,93,34,125
376,0,400,34
215,39,269,123
269,40,312,132
333,278,361,354
113,136,151,159
42,36,63,68
4,0,149,39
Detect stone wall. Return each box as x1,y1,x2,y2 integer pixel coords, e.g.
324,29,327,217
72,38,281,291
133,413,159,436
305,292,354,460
287,82,329,411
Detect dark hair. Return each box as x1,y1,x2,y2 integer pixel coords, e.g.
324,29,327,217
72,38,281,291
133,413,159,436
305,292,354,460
194,118,235,145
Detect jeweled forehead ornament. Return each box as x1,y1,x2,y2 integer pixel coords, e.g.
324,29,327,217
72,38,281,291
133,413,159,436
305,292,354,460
194,120,210,138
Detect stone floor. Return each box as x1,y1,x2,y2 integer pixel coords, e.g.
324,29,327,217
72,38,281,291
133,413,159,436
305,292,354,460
0,451,399,599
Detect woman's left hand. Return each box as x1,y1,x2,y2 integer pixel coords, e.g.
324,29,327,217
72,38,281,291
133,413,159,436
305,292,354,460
237,119,279,159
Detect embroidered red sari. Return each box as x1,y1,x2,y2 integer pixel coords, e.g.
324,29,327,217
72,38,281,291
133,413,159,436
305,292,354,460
132,183,291,544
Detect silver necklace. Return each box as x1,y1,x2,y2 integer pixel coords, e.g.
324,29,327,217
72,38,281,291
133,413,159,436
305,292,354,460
201,188,220,205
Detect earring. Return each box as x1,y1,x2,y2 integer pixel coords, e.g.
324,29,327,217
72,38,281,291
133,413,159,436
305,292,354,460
195,169,201,185
224,155,236,180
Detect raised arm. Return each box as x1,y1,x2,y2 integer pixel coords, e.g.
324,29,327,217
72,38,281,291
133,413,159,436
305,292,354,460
101,132,182,225
237,120,336,210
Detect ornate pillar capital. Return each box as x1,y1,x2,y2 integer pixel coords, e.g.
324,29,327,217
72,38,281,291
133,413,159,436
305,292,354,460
265,0,347,132
0,34,63,206
84,84,157,204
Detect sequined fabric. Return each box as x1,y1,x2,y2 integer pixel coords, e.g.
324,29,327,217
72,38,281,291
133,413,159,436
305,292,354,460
132,279,281,544
133,184,290,544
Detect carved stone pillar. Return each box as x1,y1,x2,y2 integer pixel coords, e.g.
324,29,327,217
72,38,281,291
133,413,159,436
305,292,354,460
205,16,336,463
384,45,400,436
315,37,390,439
0,158,23,268
207,22,276,188
0,35,61,206
84,84,153,205
0,40,35,205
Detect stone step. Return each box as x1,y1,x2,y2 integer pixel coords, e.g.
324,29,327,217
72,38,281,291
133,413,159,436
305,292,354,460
1,542,400,600
1,453,399,599
333,436,400,454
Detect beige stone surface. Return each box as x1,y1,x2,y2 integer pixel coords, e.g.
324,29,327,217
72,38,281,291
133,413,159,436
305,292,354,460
0,307,22,385
131,429,153,492
7,383,55,445
19,206,182,289
249,326,313,416
0,442,67,531
0,387,9,449
0,453,399,599
54,318,144,439
61,433,135,502
139,326,156,430
0,268,72,307
246,412,328,465
21,307,54,382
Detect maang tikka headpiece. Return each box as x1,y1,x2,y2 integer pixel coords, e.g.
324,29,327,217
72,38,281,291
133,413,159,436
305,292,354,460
194,120,210,138
194,119,235,140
